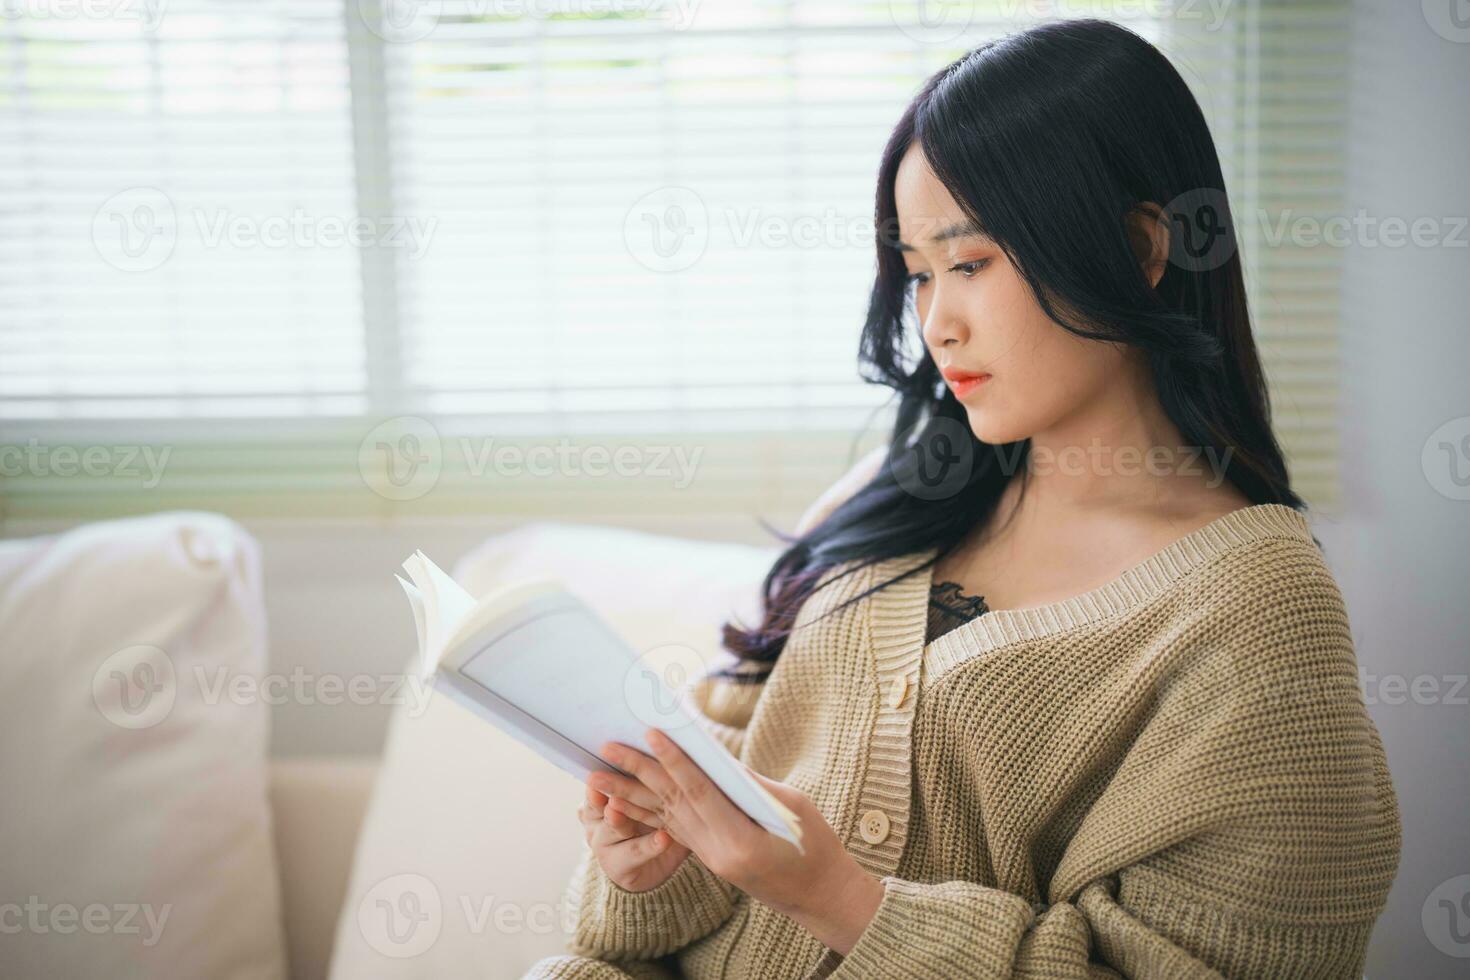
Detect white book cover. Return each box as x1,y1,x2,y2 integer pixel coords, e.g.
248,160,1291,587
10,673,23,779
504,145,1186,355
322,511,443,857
394,550,803,852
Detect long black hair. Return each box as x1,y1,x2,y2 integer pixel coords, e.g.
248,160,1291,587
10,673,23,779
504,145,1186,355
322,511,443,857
720,18,1307,677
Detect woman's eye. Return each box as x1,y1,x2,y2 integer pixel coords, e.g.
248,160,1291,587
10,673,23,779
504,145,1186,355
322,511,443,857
904,271,931,288
949,259,990,278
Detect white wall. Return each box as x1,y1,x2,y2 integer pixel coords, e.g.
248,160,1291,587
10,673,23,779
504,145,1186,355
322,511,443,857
1334,3,1470,977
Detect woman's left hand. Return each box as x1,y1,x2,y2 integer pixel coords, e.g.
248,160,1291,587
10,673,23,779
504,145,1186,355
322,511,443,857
591,728,885,954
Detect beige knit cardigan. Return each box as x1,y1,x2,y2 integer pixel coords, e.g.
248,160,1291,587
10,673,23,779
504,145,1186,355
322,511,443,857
526,503,1401,979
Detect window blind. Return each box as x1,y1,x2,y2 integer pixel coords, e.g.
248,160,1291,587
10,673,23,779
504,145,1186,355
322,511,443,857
0,0,1347,518
0,0,365,420
378,2,1170,434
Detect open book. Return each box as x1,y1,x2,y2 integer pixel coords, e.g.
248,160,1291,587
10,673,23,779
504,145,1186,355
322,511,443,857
394,550,803,852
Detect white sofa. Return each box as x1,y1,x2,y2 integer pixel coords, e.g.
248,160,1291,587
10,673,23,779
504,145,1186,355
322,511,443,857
0,512,778,980
270,756,381,980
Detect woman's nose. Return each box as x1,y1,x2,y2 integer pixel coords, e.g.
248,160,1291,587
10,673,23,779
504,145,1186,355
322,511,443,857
921,289,968,350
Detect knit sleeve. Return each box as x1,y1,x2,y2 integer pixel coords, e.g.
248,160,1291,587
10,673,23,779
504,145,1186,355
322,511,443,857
564,843,740,960
807,557,1402,979
562,664,768,960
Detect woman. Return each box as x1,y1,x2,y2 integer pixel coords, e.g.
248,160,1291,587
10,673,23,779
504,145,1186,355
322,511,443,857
528,18,1400,979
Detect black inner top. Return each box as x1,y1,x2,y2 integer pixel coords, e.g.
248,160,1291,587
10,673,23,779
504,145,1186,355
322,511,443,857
927,580,990,643
711,578,993,686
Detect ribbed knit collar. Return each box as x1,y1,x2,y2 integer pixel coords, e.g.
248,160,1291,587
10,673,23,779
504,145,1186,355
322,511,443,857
869,503,1315,671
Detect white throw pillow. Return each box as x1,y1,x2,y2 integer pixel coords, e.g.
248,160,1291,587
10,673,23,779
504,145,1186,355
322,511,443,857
328,522,777,979
0,512,287,980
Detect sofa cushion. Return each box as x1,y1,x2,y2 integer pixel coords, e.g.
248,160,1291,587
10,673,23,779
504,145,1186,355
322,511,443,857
0,512,287,980
327,521,777,979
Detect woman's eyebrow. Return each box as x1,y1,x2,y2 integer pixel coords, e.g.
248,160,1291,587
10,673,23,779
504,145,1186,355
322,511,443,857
895,219,992,251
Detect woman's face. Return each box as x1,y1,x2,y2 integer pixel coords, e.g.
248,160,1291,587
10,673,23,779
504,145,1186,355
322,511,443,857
892,143,1132,448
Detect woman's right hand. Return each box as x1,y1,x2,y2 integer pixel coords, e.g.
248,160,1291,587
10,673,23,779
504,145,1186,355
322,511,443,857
579,779,691,892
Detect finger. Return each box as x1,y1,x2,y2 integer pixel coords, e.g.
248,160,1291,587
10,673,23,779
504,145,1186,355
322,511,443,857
578,805,597,845
645,729,747,835
604,800,658,838
577,803,604,828
588,770,663,812
606,796,665,829
600,741,678,801
592,808,638,847
599,826,675,875
585,782,609,810
602,740,713,845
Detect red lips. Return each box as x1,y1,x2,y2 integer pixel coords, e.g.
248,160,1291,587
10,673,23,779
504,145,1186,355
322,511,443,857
940,366,991,397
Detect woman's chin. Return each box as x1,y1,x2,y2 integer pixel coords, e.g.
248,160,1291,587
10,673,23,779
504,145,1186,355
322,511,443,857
961,410,1019,448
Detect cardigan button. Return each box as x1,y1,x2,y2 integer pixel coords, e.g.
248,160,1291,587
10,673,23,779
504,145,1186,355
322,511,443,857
887,673,909,708
858,809,890,845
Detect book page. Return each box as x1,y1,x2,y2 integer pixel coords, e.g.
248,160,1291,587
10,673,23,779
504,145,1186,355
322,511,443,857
400,551,479,676
394,575,428,668
450,598,803,849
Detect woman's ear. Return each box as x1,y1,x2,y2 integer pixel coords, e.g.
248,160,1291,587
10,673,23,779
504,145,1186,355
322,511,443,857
1126,201,1170,289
